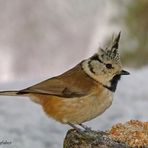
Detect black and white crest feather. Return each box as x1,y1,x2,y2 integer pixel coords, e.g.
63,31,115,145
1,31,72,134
99,32,121,62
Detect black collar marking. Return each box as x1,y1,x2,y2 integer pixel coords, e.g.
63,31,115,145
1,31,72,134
89,55,121,92
103,74,121,92
81,60,121,93
88,60,95,74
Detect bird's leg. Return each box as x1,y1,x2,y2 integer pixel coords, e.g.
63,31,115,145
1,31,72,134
79,123,92,131
68,123,93,137
68,123,83,133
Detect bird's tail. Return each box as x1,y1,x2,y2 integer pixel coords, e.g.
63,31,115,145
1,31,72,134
0,91,20,96
0,90,41,104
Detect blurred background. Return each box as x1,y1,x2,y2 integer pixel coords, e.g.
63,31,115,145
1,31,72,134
0,0,147,147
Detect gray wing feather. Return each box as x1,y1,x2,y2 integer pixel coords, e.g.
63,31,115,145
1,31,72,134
18,63,92,98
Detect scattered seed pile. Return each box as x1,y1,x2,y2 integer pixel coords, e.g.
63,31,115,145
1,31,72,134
107,120,148,147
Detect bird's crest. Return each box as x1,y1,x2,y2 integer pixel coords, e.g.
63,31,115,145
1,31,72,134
98,32,121,62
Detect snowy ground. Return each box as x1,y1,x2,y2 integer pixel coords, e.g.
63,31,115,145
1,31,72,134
0,67,148,148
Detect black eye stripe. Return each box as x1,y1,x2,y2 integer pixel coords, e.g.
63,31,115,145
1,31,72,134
90,54,104,64
90,54,114,70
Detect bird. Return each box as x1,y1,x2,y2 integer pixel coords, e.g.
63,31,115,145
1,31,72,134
0,32,129,132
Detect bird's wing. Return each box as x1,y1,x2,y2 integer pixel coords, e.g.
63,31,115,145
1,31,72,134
18,63,97,98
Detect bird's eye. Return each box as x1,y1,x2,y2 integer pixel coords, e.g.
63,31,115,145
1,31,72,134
106,64,113,69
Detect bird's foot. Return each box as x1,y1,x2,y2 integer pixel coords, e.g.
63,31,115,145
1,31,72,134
79,123,92,132
68,123,96,139
68,123,93,136
68,123,84,134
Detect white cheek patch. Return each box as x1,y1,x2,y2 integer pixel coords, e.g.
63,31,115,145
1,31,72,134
82,60,99,82
90,60,104,75
82,59,107,84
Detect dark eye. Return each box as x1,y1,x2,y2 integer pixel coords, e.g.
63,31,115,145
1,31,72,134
106,64,113,69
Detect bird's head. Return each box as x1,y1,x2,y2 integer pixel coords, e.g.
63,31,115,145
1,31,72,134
82,32,129,91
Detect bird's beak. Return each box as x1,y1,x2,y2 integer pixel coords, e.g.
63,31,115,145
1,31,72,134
120,70,130,75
